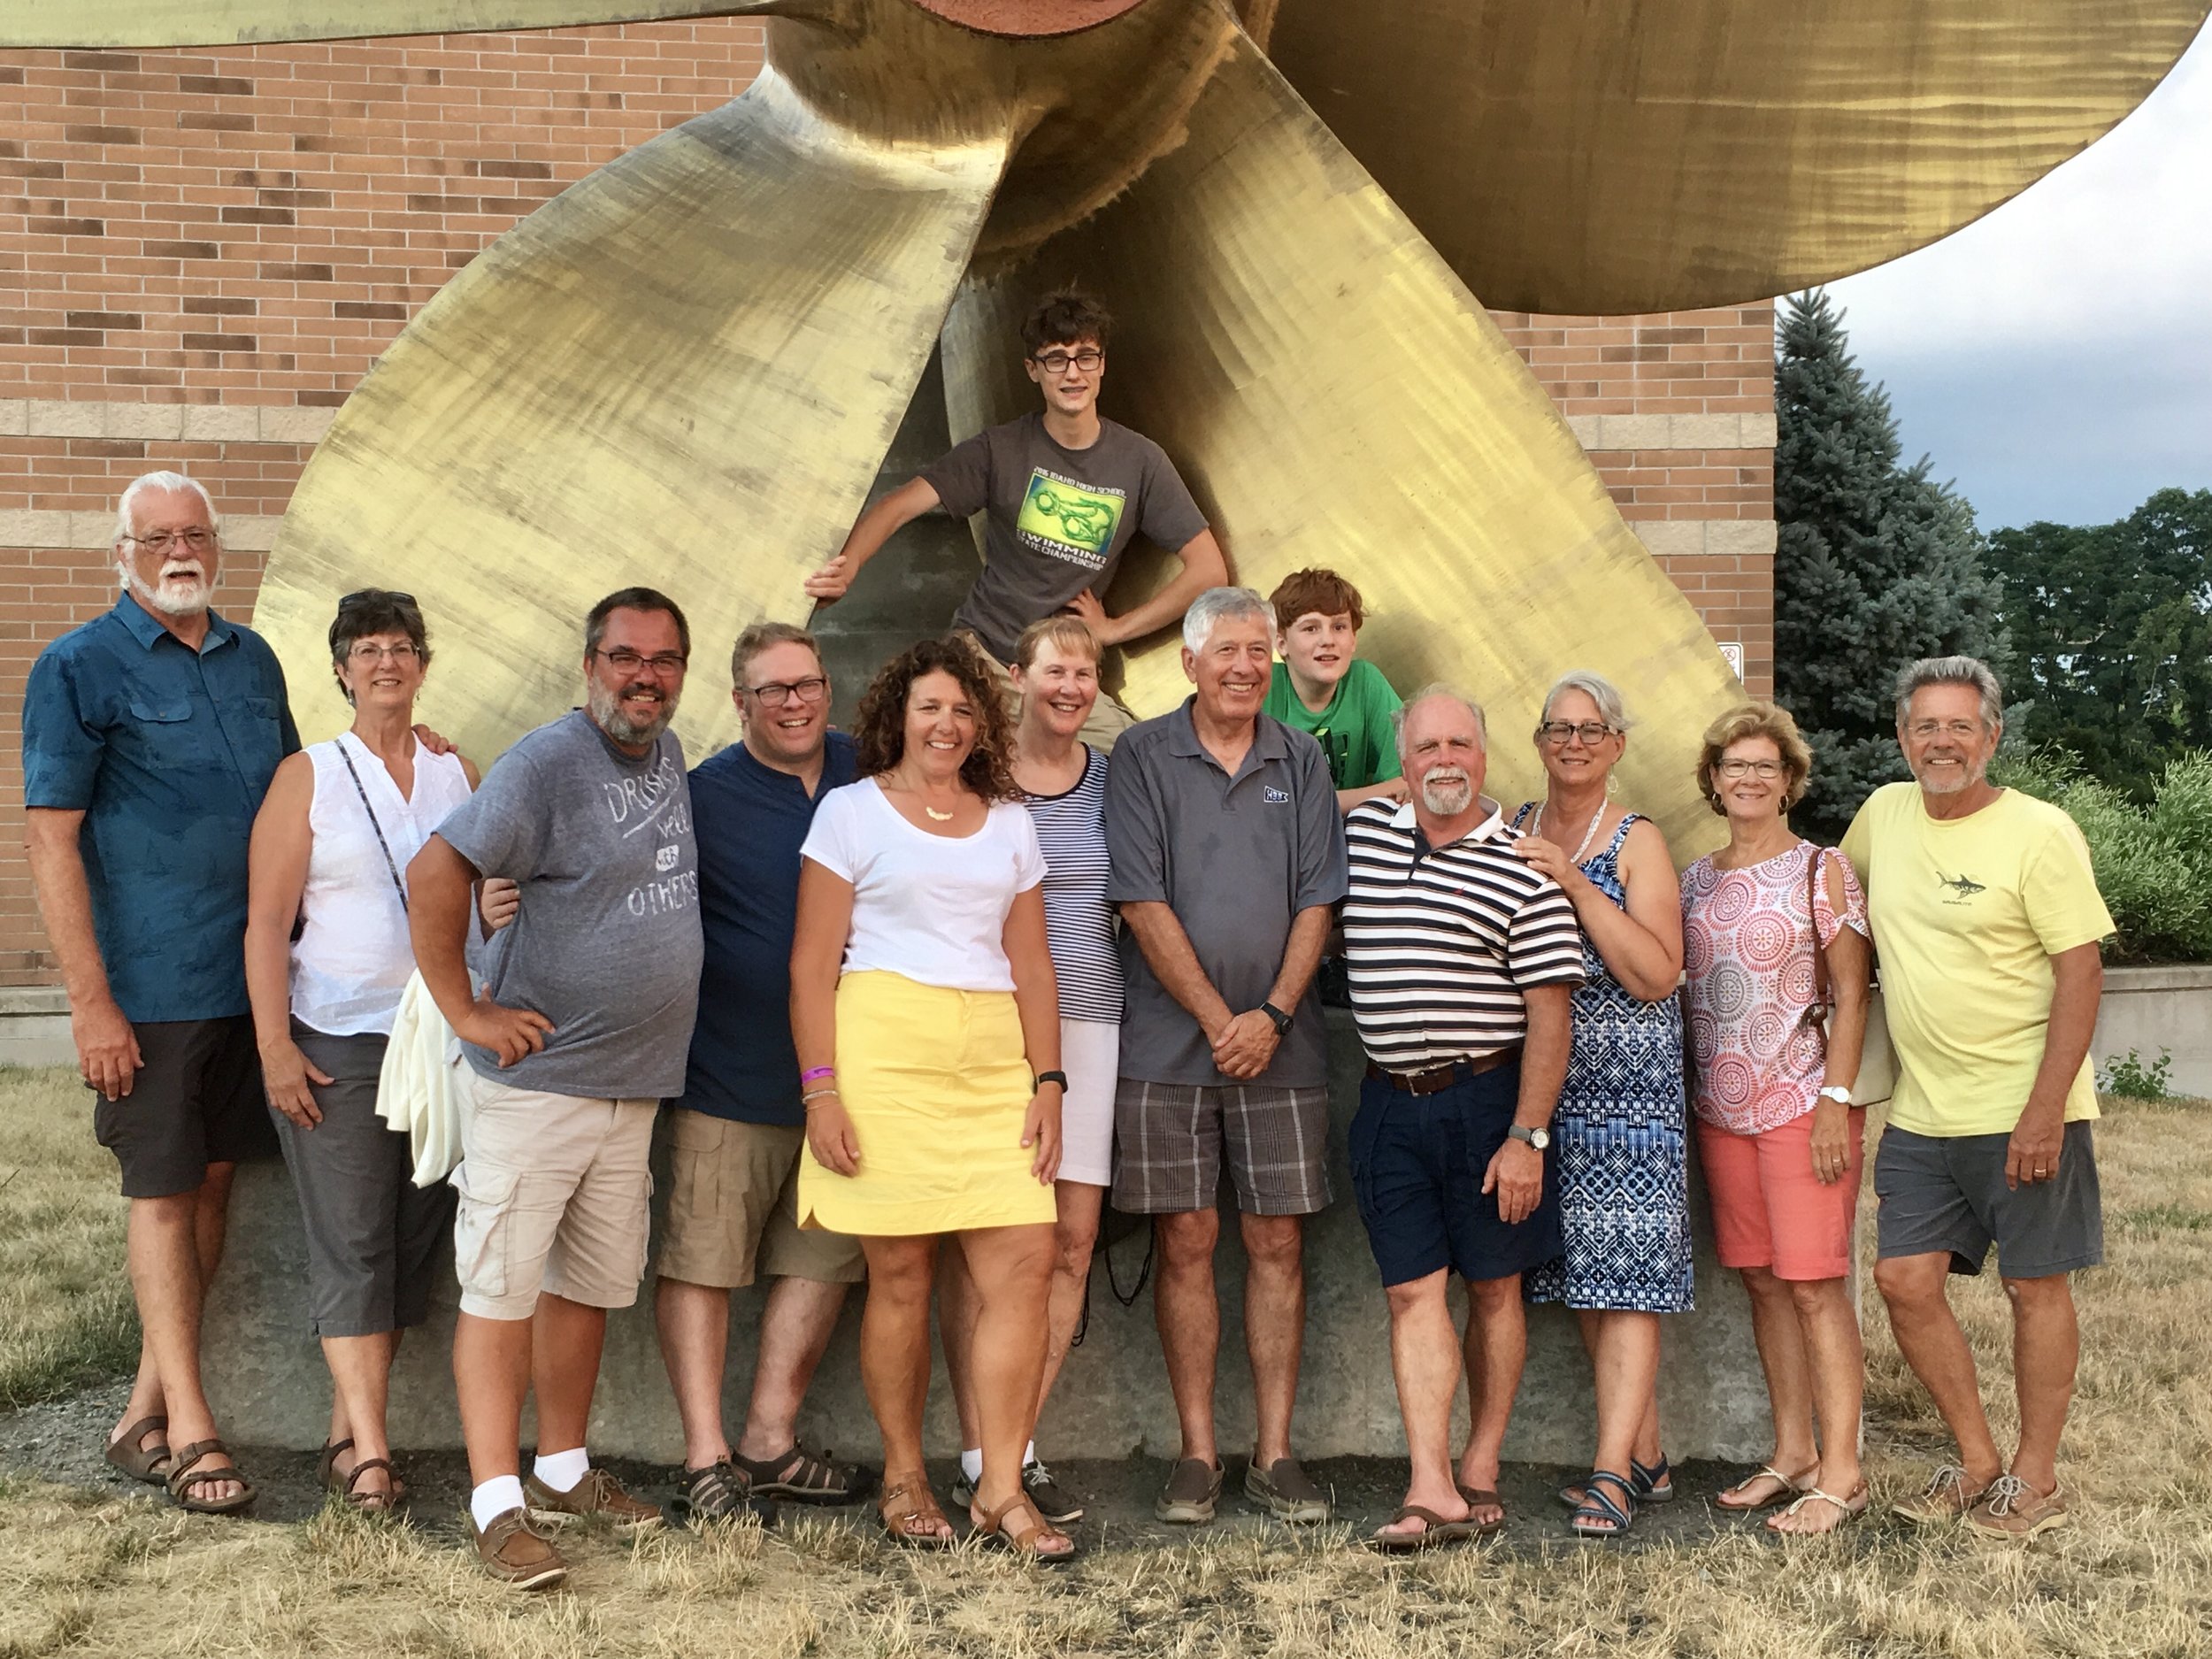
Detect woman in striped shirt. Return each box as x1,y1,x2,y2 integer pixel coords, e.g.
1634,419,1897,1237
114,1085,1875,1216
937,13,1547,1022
942,615,1121,1528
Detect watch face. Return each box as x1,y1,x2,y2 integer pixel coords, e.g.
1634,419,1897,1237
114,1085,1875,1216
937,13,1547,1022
1528,1127,1550,1149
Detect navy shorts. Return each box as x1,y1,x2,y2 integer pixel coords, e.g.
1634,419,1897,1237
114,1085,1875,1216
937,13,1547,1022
1348,1062,1563,1287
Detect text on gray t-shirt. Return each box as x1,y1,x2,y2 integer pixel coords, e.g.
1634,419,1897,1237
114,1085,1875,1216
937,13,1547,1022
433,710,703,1098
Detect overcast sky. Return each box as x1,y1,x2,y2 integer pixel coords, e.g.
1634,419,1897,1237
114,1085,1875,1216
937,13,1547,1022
1823,27,2212,534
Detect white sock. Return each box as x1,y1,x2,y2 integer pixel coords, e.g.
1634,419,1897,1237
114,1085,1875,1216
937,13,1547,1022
1024,1440,1038,1469
533,1447,591,1494
471,1475,526,1532
959,1448,984,1484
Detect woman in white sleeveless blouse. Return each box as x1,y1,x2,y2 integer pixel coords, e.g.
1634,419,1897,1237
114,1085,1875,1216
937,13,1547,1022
242,589,499,1511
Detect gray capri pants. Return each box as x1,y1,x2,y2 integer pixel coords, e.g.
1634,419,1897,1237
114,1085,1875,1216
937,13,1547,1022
270,1022,456,1338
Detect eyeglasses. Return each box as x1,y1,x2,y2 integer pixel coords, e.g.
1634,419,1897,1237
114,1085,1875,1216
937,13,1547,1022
742,675,828,708
346,641,421,665
1907,718,1985,741
1033,349,1103,373
1716,757,1783,780
122,527,218,556
1538,720,1616,747
340,588,417,605
593,647,689,677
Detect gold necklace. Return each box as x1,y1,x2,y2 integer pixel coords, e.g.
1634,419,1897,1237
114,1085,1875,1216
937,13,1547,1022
892,771,957,822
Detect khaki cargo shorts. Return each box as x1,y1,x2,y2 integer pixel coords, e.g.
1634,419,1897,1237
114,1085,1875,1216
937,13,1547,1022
657,1110,864,1289
449,1069,658,1321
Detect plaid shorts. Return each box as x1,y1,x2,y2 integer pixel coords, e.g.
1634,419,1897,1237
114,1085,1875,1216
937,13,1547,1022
1111,1079,1333,1217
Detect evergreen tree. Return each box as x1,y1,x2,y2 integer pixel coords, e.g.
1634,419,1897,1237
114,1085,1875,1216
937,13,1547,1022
1989,488,2212,803
1773,290,2008,840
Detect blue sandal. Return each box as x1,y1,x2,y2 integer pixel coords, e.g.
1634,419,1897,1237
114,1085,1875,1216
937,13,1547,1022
1558,1455,1672,1509
1569,1469,1636,1540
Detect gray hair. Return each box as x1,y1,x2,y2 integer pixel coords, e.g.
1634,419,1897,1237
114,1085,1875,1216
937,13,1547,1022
1893,655,2003,731
1394,683,1488,757
112,471,219,549
1180,585,1271,653
1538,669,1632,733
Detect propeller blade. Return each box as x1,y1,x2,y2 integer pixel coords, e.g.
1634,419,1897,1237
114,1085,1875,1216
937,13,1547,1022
0,1,796,48
945,29,1740,857
1256,0,2211,313
254,65,1010,765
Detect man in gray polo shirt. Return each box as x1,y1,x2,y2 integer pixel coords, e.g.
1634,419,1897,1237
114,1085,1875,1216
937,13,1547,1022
1104,586,1348,1527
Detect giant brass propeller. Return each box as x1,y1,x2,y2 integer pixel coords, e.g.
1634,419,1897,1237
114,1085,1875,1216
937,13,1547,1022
11,0,2205,854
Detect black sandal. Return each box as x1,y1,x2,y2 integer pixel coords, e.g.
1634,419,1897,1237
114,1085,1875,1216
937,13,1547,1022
729,1441,874,1505
165,1439,256,1516
1569,1469,1635,1540
675,1459,776,1526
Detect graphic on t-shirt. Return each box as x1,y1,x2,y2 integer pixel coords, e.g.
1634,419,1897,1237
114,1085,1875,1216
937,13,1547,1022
1016,468,1125,569
1937,868,1986,904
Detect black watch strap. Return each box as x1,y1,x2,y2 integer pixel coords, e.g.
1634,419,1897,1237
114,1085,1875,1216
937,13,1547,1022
1033,1070,1069,1091
1260,1001,1293,1035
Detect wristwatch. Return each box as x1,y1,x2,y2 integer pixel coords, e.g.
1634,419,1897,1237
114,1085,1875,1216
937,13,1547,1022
1259,1002,1294,1036
1508,1124,1551,1151
1816,1085,1854,1106
1033,1070,1069,1092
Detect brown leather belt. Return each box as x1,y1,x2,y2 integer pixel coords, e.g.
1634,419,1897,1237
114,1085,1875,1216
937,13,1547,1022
1364,1044,1523,1096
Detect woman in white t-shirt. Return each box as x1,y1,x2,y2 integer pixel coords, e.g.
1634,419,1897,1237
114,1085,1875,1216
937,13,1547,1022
791,637,1070,1562
242,589,497,1513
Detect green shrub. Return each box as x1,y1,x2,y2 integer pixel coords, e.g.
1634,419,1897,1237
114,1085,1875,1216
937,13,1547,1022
2099,1047,2175,1102
1992,747,2212,964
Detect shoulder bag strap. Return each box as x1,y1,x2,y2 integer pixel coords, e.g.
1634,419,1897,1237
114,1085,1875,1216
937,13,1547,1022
1805,842,1832,1012
334,735,409,906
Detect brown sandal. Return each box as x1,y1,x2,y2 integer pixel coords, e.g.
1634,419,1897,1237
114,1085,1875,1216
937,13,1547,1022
878,1479,954,1549
104,1415,171,1484
339,1457,401,1513
972,1493,1076,1564
319,1437,408,1504
165,1439,256,1516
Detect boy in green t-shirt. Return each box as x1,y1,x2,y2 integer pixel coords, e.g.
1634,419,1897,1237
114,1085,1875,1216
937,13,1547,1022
1263,568,1407,813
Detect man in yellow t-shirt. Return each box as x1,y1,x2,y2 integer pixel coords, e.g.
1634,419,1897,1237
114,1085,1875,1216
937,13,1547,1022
1842,657,2112,1543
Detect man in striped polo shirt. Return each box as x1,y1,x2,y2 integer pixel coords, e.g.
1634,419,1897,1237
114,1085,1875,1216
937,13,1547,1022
1340,687,1586,1548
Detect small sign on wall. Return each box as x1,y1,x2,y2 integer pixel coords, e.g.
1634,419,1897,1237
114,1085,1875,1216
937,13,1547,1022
1718,641,1745,681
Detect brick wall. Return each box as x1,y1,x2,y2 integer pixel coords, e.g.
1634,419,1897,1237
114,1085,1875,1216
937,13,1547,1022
0,24,1773,988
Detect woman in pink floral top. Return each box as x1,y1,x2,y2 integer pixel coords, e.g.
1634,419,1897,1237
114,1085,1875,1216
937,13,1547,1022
1681,702,1873,1536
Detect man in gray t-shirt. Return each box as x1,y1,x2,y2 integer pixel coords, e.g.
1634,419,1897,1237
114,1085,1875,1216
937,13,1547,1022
407,587,703,1586
803,288,1226,748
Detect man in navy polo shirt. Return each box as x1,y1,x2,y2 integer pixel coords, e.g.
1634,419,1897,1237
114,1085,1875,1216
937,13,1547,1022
652,621,875,1520
22,471,299,1512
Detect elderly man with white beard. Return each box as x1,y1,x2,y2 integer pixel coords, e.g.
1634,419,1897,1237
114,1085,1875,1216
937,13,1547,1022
1340,688,1586,1549
22,471,299,1515
409,587,704,1588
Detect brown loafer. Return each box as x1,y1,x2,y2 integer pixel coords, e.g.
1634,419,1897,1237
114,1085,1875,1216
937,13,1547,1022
1245,1455,1332,1525
524,1466,664,1533
1893,1463,1988,1527
1964,1475,2069,1540
1154,1457,1224,1525
471,1505,568,1590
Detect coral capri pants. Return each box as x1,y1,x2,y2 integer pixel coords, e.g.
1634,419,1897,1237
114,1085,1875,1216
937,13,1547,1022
1695,1107,1867,1282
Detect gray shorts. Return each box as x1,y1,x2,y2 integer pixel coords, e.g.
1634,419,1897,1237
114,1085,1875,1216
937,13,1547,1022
1873,1121,2102,1279
1110,1079,1333,1217
271,1024,456,1337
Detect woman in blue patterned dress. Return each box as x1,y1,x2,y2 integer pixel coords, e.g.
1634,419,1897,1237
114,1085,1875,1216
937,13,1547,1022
1512,671,1690,1540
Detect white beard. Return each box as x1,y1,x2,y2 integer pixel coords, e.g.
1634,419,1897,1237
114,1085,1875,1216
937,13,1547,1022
117,558,211,618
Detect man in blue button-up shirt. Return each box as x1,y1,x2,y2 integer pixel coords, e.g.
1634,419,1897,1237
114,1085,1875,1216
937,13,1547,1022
22,471,298,1512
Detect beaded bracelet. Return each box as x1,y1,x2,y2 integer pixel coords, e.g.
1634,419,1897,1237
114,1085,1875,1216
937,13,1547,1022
802,1086,840,1109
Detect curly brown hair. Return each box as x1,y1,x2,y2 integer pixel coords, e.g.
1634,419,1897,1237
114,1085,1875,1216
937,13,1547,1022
852,635,1020,802
1695,700,1814,815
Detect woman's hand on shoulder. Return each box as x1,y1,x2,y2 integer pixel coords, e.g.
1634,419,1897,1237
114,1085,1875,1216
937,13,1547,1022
1511,832,1581,892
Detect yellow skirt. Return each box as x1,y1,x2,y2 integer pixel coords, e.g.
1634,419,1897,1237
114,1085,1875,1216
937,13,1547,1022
798,970,1057,1237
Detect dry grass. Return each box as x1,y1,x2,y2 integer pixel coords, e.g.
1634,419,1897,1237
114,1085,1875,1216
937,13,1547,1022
2,1070,2209,1657
0,1065,135,1409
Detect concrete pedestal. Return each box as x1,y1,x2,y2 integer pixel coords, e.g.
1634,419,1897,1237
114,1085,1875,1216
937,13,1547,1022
202,1016,1771,1462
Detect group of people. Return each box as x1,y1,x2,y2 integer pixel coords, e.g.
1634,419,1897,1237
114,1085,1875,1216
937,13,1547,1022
22,290,2110,1588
